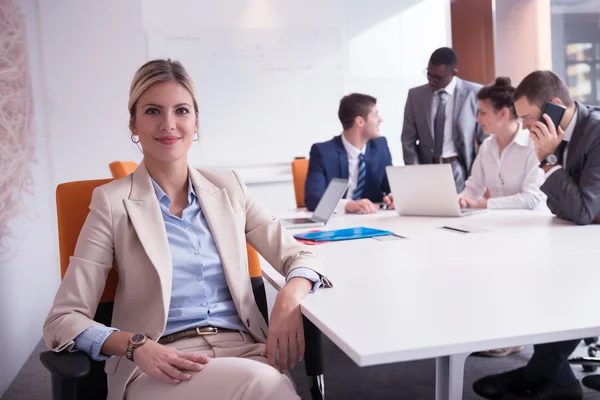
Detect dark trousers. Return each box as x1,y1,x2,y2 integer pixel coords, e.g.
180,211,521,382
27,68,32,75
523,339,581,384
448,158,466,193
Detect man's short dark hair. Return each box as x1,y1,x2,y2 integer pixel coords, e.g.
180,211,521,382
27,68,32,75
338,93,377,130
513,70,574,108
429,47,457,67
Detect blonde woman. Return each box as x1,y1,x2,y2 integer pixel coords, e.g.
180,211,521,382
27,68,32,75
43,59,330,400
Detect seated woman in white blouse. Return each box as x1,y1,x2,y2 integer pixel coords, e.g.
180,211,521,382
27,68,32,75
460,77,545,358
458,77,544,211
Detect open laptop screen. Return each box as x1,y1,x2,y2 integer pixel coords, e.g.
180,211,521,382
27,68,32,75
312,178,349,223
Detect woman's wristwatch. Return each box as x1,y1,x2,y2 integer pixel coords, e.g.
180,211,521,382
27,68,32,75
126,333,147,362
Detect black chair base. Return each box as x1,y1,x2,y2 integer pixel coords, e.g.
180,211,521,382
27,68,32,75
582,375,600,392
569,339,600,373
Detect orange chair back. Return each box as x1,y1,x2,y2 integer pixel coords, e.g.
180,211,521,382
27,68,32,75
109,161,138,179
56,179,118,303
246,243,262,278
56,178,262,302
291,158,309,208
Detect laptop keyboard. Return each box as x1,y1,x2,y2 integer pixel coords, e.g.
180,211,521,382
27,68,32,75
286,217,315,224
460,209,484,216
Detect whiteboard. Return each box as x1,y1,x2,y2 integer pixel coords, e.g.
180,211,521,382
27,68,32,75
143,0,453,172
147,27,345,167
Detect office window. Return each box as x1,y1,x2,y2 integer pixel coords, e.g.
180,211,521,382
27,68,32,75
551,1,600,105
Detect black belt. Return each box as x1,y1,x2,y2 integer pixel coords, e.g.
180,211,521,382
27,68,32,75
434,156,460,164
158,326,237,344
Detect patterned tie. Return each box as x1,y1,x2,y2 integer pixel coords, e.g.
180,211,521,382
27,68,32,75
433,90,448,162
352,153,366,201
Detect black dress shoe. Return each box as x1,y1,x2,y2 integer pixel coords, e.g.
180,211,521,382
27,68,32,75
473,367,531,399
501,380,582,400
582,374,600,391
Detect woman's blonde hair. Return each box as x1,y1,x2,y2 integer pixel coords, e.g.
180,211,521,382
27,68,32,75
128,59,199,130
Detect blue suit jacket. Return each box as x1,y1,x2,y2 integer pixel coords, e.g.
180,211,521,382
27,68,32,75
304,135,393,211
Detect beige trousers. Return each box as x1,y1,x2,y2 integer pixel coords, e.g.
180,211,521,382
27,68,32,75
125,331,299,400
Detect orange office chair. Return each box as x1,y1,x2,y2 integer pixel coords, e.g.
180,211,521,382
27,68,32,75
40,179,325,400
291,158,309,208
40,179,117,400
108,161,138,179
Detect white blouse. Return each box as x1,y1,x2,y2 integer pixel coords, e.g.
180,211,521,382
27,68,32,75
461,127,545,209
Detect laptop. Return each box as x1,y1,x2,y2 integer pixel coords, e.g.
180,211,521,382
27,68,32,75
386,164,485,217
282,178,349,228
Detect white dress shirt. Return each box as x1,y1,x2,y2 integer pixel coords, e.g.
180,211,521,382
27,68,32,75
431,76,458,158
335,134,366,213
545,107,578,178
461,127,545,209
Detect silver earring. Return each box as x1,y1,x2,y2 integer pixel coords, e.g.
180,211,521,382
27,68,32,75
193,131,199,142
131,133,140,144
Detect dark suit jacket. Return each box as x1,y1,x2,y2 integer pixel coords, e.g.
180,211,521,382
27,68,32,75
401,77,486,175
304,135,392,211
541,102,600,225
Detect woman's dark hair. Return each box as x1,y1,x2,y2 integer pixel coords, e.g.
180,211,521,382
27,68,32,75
477,77,517,119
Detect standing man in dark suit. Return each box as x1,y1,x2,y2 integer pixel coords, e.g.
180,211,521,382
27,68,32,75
473,71,600,400
401,47,485,192
305,93,393,214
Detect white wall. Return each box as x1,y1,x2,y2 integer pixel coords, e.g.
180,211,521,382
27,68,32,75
344,0,451,164
38,0,147,186
0,0,58,396
37,0,451,211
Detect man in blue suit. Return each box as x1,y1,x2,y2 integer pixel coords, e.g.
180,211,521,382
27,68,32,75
305,93,394,213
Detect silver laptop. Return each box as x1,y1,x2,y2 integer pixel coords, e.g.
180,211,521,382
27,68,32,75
386,164,485,217
282,178,349,228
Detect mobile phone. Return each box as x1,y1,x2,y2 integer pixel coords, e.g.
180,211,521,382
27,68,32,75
539,101,566,128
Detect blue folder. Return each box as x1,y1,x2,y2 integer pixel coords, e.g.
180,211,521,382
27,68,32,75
293,227,393,242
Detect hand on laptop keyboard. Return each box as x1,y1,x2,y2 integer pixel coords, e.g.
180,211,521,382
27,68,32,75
457,194,487,209
346,199,379,214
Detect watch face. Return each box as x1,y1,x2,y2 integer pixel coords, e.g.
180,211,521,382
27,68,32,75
546,154,558,164
131,333,145,344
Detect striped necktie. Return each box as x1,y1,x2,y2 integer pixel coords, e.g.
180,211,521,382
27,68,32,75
433,90,447,162
352,153,366,201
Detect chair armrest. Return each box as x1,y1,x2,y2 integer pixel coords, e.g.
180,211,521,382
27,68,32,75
39,350,91,380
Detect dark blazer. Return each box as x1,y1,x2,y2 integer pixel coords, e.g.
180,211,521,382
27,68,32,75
304,135,392,211
541,102,600,225
401,77,486,175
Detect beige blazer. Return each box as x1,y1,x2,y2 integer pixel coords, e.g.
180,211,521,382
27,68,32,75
43,162,330,400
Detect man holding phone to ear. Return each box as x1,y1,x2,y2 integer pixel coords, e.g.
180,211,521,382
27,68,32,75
514,70,600,226
473,70,600,400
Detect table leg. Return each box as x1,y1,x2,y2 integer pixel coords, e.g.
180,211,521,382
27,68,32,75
309,375,324,400
435,353,468,400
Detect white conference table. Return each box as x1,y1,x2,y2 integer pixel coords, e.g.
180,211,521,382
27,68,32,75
260,208,600,400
